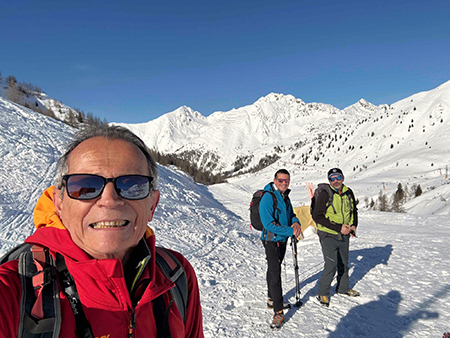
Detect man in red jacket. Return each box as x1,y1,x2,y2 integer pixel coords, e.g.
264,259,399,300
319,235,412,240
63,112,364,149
0,125,204,337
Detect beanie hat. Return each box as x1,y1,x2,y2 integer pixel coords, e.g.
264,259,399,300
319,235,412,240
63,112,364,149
328,168,344,179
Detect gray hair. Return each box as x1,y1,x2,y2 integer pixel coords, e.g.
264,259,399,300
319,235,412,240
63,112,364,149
54,124,158,190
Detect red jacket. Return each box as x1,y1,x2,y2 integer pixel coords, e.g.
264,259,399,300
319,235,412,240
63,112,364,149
0,187,204,338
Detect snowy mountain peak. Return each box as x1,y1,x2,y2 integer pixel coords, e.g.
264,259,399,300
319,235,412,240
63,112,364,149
355,98,376,109
165,105,205,121
256,92,303,105
343,98,380,116
119,92,364,174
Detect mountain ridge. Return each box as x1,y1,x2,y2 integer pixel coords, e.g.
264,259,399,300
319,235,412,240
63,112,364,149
118,80,450,179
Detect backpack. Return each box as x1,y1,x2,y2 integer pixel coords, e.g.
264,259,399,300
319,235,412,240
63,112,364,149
249,190,277,231
0,243,188,338
310,183,357,216
310,183,334,216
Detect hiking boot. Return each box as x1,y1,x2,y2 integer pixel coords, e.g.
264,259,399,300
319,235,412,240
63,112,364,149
270,310,285,329
316,295,330,307
339,289,360,297
267,299,291,310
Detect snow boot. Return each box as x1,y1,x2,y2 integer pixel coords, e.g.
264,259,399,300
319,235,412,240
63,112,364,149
267,299,291,310
270,310,285,329
338,289,360,297
316,295,330,307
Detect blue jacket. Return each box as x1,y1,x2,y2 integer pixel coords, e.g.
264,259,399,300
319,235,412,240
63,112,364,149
259,182,300,242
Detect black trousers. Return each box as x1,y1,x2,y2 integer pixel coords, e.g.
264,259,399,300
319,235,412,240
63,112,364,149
262,240,287,312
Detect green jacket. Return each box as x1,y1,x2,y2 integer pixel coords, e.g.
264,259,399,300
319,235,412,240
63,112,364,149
313,184,357,235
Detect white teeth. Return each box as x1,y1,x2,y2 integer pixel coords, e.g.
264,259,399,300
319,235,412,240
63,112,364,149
90,220,128,229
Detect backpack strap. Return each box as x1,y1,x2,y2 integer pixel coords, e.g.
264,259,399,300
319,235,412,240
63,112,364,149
265,191,278,222
268,191,278,212
1,243,94,338
8,244,61,338
321,184,336,214
153,247,188,338
0,242,33,264
54,253,94,338
346,188,358,227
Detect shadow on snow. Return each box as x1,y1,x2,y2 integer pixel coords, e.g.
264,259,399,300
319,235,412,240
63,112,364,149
283,245,394,324
326,285,449,337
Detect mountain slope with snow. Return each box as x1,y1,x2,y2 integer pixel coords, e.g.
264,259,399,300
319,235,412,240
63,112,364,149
0,97,74,249
0,76,82,123
118,92,372,174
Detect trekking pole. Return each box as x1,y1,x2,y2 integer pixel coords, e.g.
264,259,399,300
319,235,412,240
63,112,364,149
291,236,303,307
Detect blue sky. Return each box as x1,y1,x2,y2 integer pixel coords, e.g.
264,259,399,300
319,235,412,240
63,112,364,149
1,0,450,123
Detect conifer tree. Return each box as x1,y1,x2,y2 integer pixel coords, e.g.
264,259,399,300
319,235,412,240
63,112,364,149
378,190,389,212
392,183,405,212
415,184,423,197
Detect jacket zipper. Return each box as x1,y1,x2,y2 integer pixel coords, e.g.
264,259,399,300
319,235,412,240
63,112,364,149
128,308,136,338
127,254,150,338
340,194,350,225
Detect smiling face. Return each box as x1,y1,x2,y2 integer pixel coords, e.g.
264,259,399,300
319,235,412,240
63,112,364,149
273,173,290,193
53,137,160,261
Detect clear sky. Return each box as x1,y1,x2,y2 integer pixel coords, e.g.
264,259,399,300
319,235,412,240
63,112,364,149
1,0,449,123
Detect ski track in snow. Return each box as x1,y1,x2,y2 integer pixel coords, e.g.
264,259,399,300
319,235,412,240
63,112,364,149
0,99,74,252
1,99,450,337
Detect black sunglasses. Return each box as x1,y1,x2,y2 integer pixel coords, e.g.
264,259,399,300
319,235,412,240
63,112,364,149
62,174,153,200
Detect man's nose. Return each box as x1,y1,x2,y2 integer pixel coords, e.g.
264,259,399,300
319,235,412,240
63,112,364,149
98,182,124,205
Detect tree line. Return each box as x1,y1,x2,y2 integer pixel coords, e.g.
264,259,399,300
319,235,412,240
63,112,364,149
2,72,107,128
364,183,423,213
149,150,227,185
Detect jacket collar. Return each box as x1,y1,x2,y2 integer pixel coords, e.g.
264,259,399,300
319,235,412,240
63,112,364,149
123,238,152,302
267,182,291,197
329,183,348,195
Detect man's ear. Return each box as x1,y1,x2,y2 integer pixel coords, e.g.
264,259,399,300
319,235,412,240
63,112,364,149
148,190,160,222
53,188,63,217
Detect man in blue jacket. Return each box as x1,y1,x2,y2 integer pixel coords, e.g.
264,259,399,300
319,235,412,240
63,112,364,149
260,169,302,328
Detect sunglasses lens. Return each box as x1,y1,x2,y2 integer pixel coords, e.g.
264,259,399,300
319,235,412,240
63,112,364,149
66,175,104,200
64,174,152,200
329,175,342,182
278,179,290,183
116,175,151,200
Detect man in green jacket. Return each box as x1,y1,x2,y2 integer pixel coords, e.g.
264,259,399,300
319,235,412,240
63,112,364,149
312,168,360,307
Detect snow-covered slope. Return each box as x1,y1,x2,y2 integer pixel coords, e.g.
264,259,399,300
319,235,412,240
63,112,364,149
1,97,449,337
0,97,74,249
0,75,80,122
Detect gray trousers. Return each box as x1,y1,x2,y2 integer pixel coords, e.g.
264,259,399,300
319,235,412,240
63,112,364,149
318,234,350,296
